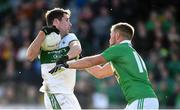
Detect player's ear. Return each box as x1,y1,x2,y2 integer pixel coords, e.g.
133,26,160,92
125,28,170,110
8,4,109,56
53,18,60,24
114,32,120,40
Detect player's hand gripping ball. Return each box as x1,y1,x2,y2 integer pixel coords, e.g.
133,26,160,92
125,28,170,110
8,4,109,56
41,32,61,51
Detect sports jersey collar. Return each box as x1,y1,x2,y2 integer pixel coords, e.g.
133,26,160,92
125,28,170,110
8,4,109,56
119,40,131,45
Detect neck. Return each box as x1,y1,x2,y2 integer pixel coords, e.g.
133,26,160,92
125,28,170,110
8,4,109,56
60,32,67,38
119,38,129,43
116,38,123,44
118,40,132,46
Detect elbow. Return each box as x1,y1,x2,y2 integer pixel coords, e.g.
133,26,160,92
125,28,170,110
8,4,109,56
96,76,104,79
95,73,113,79
78,47,82,55
95,74,106,79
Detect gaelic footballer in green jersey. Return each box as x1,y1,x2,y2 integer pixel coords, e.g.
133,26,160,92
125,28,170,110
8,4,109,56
49,22,159,109
102,40,157,104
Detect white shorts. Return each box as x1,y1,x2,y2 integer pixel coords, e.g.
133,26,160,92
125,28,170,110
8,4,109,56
44,92,81,110
125,98,159,110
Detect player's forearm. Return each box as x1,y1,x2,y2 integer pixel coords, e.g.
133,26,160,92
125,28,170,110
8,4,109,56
26,42,40,61
67,55,103,69
86,65,104,78
26,31,45,61
86,63,114,79
67,57,95,69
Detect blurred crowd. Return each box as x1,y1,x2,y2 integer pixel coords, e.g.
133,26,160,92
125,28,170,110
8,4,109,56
0,0,180,109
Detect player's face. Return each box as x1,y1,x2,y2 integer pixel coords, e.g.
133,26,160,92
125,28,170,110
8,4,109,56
109,31,116,46
58,14,72,35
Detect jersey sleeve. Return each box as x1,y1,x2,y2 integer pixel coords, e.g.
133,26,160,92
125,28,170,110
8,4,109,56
65,33,79,46
102,45,119,62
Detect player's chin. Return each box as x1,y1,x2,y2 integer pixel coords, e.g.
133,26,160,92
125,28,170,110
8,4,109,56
66,30,70,33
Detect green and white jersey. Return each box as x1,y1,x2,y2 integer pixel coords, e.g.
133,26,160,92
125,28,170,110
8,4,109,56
102,40,157,104
40,33,78,94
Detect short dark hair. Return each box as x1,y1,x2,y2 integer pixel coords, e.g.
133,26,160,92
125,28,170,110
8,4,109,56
45,8,71,25
111,22,134,39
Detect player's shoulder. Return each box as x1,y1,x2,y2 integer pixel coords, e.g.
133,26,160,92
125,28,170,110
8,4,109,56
64,33,78,40
41,26,59,35
118,42,135,53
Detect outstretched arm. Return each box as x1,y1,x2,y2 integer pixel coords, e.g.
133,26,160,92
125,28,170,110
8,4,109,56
86,63,114,79
67,54,107,69
49,54,108,74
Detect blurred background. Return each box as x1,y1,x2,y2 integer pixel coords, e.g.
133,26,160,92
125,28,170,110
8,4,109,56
0,0,180,109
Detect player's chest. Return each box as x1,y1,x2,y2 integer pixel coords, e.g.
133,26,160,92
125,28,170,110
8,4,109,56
59,38,68,48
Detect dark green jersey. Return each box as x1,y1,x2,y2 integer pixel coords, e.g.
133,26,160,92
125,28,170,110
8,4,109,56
40,46,70,64
102,40,156,104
